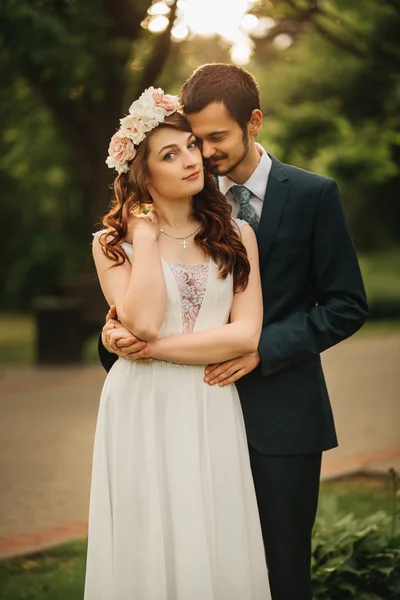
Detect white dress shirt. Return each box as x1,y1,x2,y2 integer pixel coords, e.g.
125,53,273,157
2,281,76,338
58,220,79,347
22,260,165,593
218,143,272,220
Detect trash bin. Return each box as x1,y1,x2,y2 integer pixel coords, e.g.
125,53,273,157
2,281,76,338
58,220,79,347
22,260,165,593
32,296,84,365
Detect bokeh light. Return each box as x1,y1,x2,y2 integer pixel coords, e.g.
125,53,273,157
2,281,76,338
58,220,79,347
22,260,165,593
231,42,253,65
149,2,170,15
241,14,259,32
148,14,169,33
273,33,293,49
171,22,190,41
147,0,260,63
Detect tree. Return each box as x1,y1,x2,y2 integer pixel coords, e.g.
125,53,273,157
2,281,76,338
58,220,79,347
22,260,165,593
0,0,181,307
0,0,179,230
251,0,400,249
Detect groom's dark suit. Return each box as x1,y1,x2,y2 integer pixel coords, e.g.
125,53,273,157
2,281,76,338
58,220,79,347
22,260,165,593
98,155,368,600
234,155,367,600
238,155,367,454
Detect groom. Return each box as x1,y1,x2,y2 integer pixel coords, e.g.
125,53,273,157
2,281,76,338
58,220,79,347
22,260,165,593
98,64,368,600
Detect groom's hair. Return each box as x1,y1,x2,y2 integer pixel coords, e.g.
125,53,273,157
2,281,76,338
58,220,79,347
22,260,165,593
181,63,260,130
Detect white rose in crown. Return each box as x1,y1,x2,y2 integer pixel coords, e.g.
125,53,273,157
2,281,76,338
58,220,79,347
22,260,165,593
118,115,147,144
105,155,130,174
129,98,155,122
141,107,167,132
129,87,166,126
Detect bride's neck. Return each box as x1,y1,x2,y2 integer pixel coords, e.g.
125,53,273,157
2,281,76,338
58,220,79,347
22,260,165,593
152,197,197,231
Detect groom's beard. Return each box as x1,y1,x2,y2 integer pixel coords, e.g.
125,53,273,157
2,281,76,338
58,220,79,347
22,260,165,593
207,131,249,176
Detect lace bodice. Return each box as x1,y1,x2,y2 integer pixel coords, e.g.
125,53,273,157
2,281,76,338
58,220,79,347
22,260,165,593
93,218,246,337
167,262,209,334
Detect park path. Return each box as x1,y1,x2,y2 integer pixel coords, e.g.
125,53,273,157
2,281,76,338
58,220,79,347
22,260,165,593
0,334,399,559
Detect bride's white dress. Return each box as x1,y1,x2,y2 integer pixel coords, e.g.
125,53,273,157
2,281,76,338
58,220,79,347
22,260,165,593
85,222,271,599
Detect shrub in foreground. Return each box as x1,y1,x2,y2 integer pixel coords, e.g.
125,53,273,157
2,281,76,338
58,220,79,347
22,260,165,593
312,498,400,599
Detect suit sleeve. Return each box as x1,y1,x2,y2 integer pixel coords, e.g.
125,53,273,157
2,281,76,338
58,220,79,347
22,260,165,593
258,180,368,377
98,332,119,372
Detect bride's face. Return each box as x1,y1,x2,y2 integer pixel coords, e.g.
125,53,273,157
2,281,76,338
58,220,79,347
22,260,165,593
145,128,204,201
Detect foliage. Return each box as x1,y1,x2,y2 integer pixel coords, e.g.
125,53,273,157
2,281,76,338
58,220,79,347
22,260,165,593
0,77,85,307
312,510,400,599
253,0,400,250
312,471,400,599
0,0,174,308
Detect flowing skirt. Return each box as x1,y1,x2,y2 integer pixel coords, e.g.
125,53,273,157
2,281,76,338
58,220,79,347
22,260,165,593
84,359,271,599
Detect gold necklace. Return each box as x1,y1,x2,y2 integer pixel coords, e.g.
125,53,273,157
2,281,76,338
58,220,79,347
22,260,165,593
159,225,201,249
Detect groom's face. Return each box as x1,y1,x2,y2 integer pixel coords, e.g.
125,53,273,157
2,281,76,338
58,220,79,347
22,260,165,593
185,102,249,177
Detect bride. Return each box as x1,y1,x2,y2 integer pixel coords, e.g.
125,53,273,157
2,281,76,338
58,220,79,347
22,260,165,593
86,87,271,599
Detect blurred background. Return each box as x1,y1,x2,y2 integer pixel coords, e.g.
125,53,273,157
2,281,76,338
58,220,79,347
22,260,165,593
1,0,400,349
0,0,399,597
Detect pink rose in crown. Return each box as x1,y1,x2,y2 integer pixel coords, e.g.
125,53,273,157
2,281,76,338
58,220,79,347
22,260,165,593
108,133,136,164
152,89,181,116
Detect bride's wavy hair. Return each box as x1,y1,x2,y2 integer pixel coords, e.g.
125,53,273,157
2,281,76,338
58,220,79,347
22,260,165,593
100,112,250,291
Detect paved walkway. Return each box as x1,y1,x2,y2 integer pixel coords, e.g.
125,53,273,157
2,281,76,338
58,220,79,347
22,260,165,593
0,334,399,559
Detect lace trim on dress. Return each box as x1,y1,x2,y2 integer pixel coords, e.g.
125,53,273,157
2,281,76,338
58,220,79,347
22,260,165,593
168,262,209,334
232,217,249,233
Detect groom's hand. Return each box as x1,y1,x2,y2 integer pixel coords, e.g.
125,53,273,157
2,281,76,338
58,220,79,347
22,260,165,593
204,352,260,386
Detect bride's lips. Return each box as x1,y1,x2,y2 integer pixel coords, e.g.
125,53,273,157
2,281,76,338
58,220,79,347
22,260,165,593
184,170,201,180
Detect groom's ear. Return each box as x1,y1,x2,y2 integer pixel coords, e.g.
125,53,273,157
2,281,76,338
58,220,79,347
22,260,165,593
248,109,263,137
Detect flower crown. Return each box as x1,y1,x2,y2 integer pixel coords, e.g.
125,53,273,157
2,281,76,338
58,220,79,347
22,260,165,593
106,87,181,174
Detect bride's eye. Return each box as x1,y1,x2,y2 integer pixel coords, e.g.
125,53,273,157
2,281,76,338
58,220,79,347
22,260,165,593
163,152,176,161
188,140,198,150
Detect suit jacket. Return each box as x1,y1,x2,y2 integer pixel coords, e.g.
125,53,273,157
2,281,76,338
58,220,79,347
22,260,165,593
98,155,368,455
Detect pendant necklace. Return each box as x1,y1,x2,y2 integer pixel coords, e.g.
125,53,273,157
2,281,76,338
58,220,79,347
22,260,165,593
159,225,201,249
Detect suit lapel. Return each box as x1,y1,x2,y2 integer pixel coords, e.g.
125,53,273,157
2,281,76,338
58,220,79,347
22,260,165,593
256,154,289,271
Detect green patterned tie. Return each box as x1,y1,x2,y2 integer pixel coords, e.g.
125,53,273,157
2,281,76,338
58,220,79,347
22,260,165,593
231,185,259,232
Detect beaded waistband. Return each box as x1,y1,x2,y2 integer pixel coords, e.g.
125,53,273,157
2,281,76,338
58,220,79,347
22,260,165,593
152,359,188,368
120,356,188,368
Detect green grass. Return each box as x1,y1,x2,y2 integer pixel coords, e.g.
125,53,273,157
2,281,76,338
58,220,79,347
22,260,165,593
0,314,35,365
0,540,86,600
359,249,400,303
318,473,396,519
0,474,396,599
354,318,400,337
0,314,98,366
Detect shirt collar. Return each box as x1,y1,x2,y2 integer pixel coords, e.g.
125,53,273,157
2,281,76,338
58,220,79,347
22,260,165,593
218,144,272,201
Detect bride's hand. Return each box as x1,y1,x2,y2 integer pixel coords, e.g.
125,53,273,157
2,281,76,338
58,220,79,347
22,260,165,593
127,210,159,243
130,338,156,361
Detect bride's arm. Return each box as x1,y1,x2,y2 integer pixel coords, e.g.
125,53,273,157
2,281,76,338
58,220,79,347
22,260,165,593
92,222,166,341
146,225,262,364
